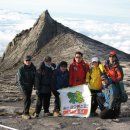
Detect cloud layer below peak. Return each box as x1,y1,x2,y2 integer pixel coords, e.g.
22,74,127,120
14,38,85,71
56,18,130,54
0,10,130,56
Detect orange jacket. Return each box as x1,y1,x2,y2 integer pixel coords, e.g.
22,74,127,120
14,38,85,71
105,62,123,82
69,59,89,86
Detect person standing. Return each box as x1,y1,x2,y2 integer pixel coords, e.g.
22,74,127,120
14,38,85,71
51,61,69,116
105,51,123,83
104,51,124,118
69,51,89,86
34,56,53,117
17,55,36,119
86,56,105,116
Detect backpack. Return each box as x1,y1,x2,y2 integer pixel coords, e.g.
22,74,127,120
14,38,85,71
16,66,24,91
72,63,87,74
72,63,87,80
118,81,128,103
114,65,127,102
16,70,23,91
89,63,105,80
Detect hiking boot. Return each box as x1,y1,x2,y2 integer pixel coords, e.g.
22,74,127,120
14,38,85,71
31,113,39,118
22,114,31,120
44,112,52,117
112,118,120,123
90,112,98,117
53,111,60,117
96,127,106,130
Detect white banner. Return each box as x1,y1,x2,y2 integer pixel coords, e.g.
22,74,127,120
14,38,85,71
58,84,91,118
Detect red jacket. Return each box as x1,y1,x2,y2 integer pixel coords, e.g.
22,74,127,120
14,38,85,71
105,62,123,82
69,59,89,86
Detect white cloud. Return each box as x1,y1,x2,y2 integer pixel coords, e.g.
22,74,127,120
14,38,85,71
0,9,36,56
56,17,130,54
0,10,130,57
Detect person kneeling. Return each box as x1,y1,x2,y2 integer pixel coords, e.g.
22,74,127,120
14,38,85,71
97,75,121,119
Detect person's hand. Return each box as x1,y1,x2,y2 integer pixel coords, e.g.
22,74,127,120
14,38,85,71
86,81,88,84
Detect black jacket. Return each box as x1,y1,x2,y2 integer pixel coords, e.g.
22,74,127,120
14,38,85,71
35,65,53,93
17,63,36,91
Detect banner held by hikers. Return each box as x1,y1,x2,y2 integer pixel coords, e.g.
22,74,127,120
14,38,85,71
58,84,91,118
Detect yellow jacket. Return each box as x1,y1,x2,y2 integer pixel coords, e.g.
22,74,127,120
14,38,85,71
86,64,105,90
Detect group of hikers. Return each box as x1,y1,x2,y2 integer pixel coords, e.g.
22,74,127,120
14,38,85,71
17,51,127,120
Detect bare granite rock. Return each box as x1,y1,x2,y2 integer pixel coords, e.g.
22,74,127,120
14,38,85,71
0,10,130,130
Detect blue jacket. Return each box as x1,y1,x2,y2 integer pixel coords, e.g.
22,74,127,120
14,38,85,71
103,83,120,109
52,68,69,90
97,78,120,109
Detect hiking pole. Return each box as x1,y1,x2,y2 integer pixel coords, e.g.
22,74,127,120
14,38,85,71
0,124,18,130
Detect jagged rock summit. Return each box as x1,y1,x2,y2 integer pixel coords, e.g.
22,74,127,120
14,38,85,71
0,10,130,74
0,10,58,71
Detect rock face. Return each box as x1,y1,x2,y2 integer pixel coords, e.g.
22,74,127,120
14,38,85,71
0,10,130,75
0,10,58,71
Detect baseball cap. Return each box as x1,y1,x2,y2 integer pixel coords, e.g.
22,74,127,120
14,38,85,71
24,55,32,61
109,51,117,56
91,57,99,63
101,75,108,80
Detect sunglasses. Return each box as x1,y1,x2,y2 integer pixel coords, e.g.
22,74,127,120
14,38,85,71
109,55,115,58
75,56,82,59
92,61,98,63
101,79,106,81
26,60,31,61
60,66,67,68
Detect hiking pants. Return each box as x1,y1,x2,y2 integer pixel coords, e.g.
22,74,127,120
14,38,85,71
35,93,51,114
90,89,101,113
52,90,60,111
97,97,121,119
96,94,105,111
100,108,116,119
22,89,32,114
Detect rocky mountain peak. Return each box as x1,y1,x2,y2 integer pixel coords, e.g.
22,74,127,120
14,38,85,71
39,10,54,24
0,10,130,75
0,10,58,71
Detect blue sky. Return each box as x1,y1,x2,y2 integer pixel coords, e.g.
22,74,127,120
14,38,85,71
0,0,130,55
0,0,130,20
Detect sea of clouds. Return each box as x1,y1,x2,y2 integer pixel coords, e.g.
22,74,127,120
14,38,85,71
0,9,130,56
0,9,37,56
56,17,130,54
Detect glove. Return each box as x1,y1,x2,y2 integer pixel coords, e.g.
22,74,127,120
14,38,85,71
52,90,59,96
36,90,40,95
